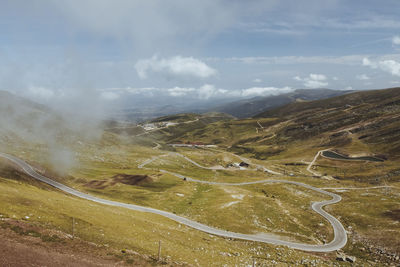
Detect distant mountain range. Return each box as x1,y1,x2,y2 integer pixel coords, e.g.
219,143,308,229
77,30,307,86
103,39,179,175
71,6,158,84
111,88,353,122
210,89,353,118
0,88,354,127
153,87,400,161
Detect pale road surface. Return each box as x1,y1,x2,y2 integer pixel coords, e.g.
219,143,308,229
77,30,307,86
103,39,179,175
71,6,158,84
136,118,200,137
322,186,392,190
306,150,323,176
306,149,334,178
205,147,282,175
176,147,282,175
0,152,347,252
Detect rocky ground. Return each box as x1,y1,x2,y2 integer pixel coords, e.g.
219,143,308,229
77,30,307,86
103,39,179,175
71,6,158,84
0,218,171,267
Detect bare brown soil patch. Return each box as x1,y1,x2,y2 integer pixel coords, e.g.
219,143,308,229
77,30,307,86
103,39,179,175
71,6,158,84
113,174,153,185
383,209,400,221
85,174,154,189
0,219,155,266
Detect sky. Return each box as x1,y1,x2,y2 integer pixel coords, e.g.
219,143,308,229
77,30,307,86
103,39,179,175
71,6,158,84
1,0,400,113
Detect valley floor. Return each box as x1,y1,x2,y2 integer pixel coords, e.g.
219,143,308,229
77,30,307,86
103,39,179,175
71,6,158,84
1,130,400,266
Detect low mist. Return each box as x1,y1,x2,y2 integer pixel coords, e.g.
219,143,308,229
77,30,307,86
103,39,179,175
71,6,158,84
0,90,108,174
48,147,76,175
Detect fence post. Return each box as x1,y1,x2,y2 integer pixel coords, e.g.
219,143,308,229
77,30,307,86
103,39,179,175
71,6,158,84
72,217,75,239
158,240,162,261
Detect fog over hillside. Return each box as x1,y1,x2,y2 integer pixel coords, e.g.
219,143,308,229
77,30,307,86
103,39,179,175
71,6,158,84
0,91,106,173
2,0,400,122
1,0,400,172
2,0,400,169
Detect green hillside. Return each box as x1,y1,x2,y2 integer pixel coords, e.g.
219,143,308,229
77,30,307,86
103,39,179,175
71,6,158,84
1,89,400,265
211,88,352,118
156,87,400,182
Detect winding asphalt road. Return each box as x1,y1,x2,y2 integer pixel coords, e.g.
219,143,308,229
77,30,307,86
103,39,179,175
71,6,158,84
0,152,347,252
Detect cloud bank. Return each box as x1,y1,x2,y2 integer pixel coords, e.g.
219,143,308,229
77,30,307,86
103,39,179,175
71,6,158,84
393,36,400,46
135,55,217,79
294,74,329,88
363,58,400,77
102,84,294,101
356,74,370,80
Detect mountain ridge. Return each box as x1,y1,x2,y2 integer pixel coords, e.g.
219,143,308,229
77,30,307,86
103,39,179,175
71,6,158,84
210,88,353,118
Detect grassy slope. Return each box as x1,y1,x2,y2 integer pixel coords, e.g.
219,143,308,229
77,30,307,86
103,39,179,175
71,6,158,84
2,136,398,265
0,155,342,266
2,89,400,265
143,87,400,264
257,87,400,157
160,88,400,180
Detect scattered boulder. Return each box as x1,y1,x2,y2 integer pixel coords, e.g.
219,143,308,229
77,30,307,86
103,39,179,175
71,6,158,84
336,252,356,263
346,256,356,263
336,255,346,261
239,161,249,167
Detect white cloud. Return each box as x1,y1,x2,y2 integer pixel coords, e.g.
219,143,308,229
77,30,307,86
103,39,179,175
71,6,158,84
393,36,400,45
323,17,400,30
356,74,370,80
362,57,373,67
100,91,120,100
304,80,328,89
253,78,262,83
309,74,326,81
332,76,339,81
27,86,55,100
167,87,195,97
363,57,400,76
197,85,294,99
135,55,217,79
241,17,400,36
197,84,228,99
194,85,293,99
107,85,225,99
379,60,400,76
225,55,367,66
241,86,293,97
293,74,328,88
125,87,158,96
49,0,243,52
106,84,295,100
198,84,216,99
222,54,400,67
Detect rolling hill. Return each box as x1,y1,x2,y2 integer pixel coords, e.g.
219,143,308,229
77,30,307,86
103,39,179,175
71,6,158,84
1,88,400,265
210,88,353,118
156,87,400,181
255,87,400,157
